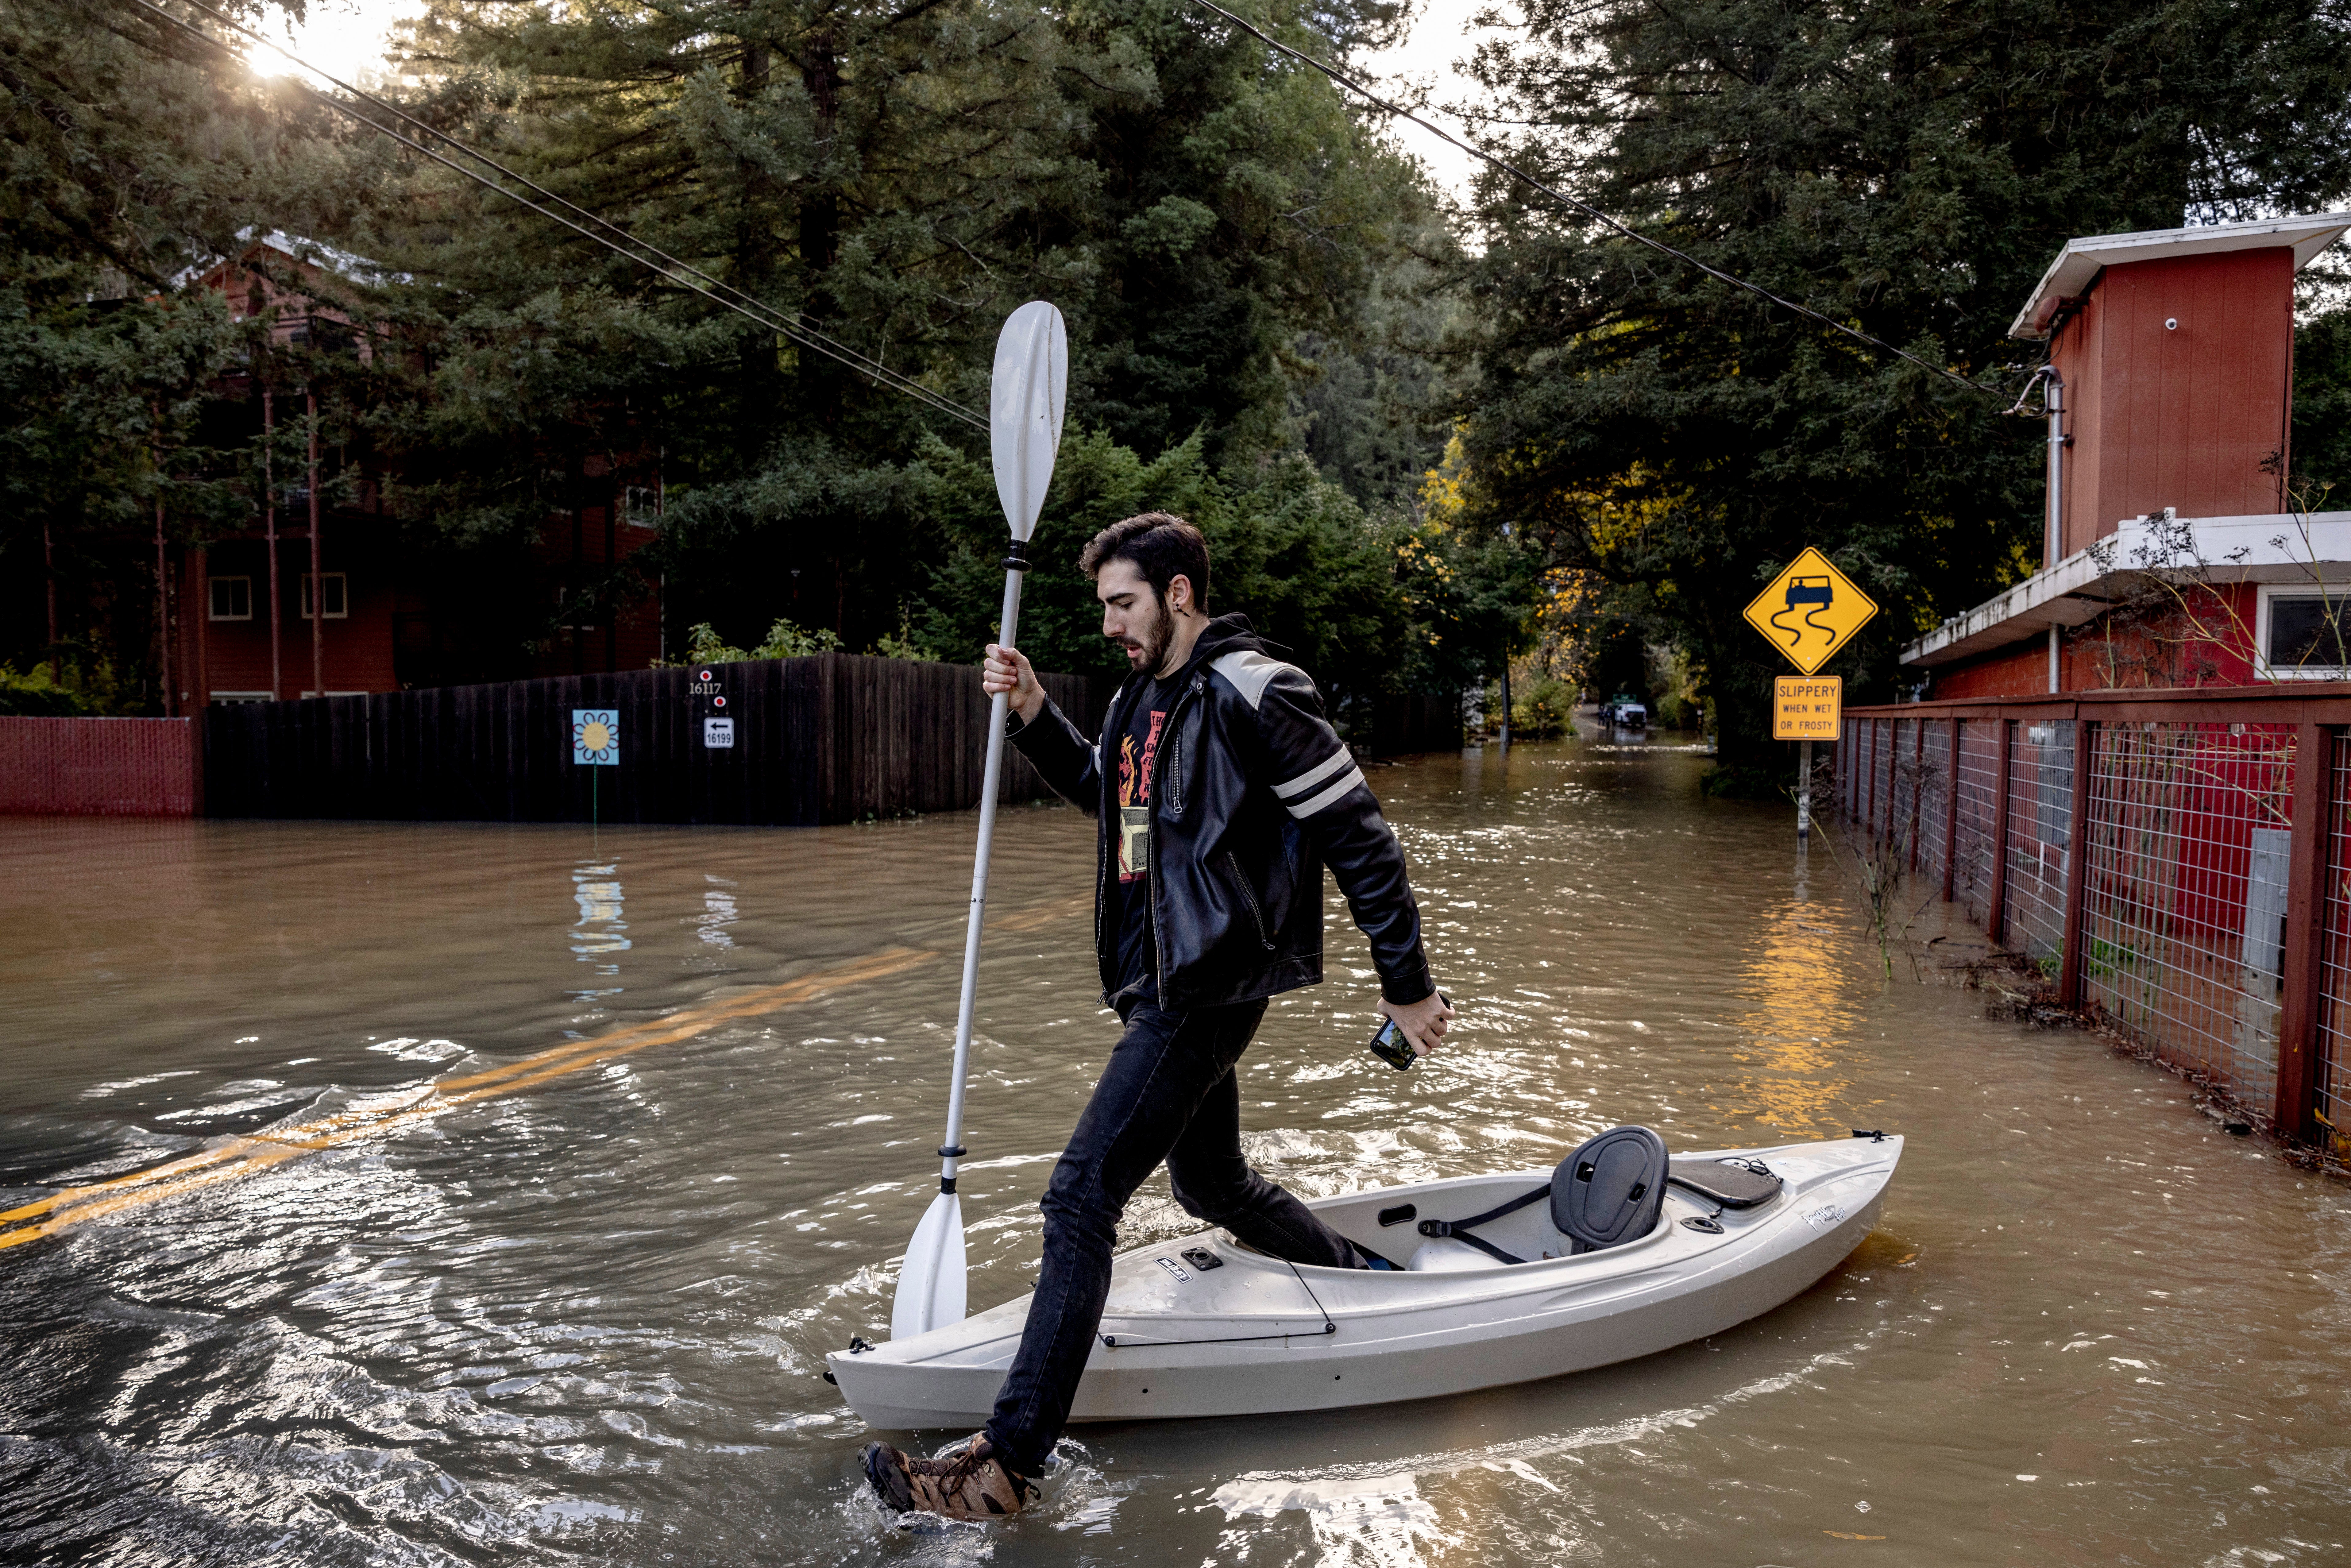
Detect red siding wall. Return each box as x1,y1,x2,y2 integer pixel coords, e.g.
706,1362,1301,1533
185,543,399,701
2051,247,2293,550
1928,639,2051,699
1930,583,2265,698
0,718,199,816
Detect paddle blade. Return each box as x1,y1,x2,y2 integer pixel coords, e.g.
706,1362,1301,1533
891,1190,967,1341
990,301,1067,543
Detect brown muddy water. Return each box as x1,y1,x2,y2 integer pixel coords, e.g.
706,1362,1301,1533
2,737,2346,1567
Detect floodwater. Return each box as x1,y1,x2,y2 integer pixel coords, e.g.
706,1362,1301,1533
2,736,2346,1567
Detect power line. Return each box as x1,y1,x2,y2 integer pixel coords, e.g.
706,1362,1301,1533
118,0,988,431
1181,0,2004,400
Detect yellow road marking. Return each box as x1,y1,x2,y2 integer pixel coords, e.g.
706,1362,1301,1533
0,946,938,1252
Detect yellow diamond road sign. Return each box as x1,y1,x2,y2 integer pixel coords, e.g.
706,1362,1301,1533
1742,547,1878,675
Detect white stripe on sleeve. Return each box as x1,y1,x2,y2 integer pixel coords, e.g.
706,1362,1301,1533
1273,747,1354,800
1286,765,1367,819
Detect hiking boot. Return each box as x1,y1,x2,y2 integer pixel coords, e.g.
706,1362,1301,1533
861,1433,1036,1522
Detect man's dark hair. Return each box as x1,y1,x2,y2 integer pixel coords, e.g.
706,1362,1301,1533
1079,512,1210,611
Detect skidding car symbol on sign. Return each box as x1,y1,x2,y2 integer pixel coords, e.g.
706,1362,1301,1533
1741,548,1878,675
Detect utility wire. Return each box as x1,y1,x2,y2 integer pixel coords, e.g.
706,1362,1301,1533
118,0,988,431
1181,0,2004,400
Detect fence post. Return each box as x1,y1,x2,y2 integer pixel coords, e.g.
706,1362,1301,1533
2056,719,2095,1008
1987,717,2014,945
2273,721,2331,1140
1942,718,1961,902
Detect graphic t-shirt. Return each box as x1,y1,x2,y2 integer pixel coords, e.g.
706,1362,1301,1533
1107,673,1177,1002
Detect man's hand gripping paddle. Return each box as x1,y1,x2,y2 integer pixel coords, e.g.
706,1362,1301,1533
892,302,1068,1342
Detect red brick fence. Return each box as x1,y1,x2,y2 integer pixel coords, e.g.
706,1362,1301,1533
0,717,201,817
1836,685,2351,1163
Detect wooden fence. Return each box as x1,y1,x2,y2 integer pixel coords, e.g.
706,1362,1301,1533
203,655,1106,826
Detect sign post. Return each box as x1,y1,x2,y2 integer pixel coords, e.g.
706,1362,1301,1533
1743,550,1874,842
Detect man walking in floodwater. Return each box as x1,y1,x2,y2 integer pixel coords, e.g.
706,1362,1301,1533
861,512,1453,1522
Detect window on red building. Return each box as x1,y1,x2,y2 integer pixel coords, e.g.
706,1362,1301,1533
300,573,349,619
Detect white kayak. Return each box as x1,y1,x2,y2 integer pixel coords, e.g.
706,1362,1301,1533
828,1131,1901,1430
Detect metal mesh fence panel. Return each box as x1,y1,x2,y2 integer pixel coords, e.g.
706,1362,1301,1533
1954,719,2001,926
1873,718,1893,838
2079,721,2297,1118
1892,719,1920,860
1857,719,1878,832
2004,720,2074,969
2317,733,2351,1165
1837,719,1856,816
1918,720,1952,892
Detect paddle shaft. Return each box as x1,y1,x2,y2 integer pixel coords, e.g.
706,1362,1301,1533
937,562,1025,1193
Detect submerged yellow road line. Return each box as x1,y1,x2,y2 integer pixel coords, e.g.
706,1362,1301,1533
0,946,939,1252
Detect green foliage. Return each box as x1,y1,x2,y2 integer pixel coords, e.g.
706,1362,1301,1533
365,0,1446,656
1509,673,1576,738
0,660,94,716
910,427,1411,704
1461,0,2351,766
2293,296,2351,503
870,620,935,661
669,617,845,665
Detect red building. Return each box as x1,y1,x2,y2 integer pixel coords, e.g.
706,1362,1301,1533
165,234,664,709
1903,211,2351,696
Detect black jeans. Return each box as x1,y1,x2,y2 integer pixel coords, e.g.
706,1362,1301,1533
981,998,1359,1474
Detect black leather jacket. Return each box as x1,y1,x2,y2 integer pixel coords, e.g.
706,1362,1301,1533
1010,615,1434,1011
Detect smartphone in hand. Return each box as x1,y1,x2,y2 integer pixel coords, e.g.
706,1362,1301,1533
1367,993,1451,1070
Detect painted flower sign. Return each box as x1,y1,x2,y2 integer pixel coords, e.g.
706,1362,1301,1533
572,709,619,766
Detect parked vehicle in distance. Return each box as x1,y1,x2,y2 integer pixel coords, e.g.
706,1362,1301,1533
1602,695,1649,728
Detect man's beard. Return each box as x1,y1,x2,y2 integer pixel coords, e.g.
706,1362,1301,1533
1118,591,1176,673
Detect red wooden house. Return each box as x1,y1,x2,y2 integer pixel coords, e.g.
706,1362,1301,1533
1903,211,2351,696
165,234,664,710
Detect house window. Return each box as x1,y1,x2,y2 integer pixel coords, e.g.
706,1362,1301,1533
2258,586,2351,678
300,572,349,619
208,576,253,620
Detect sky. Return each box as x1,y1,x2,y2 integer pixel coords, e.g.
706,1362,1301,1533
254,0,422,84
1359,0,1513,202
261,0,1510,199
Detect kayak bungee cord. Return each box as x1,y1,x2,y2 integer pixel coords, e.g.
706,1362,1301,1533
1179,0,2007,402
113,0,987,432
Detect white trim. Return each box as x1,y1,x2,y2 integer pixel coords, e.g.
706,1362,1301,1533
2009,211,2351,339
1210,649,1292,711
1287,765,1366,819
209,691,275,704
2253,582,2351,680
1273,747,1353,800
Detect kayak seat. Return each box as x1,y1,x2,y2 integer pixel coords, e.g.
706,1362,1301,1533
1414,1125,1669,1266
1666,1157,1782,1210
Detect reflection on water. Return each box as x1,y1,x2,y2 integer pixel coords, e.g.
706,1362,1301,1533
2,744,2347,1567
1734,886,1866,1137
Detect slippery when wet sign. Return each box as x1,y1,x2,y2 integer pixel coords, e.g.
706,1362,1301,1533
1772,677,1842,740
